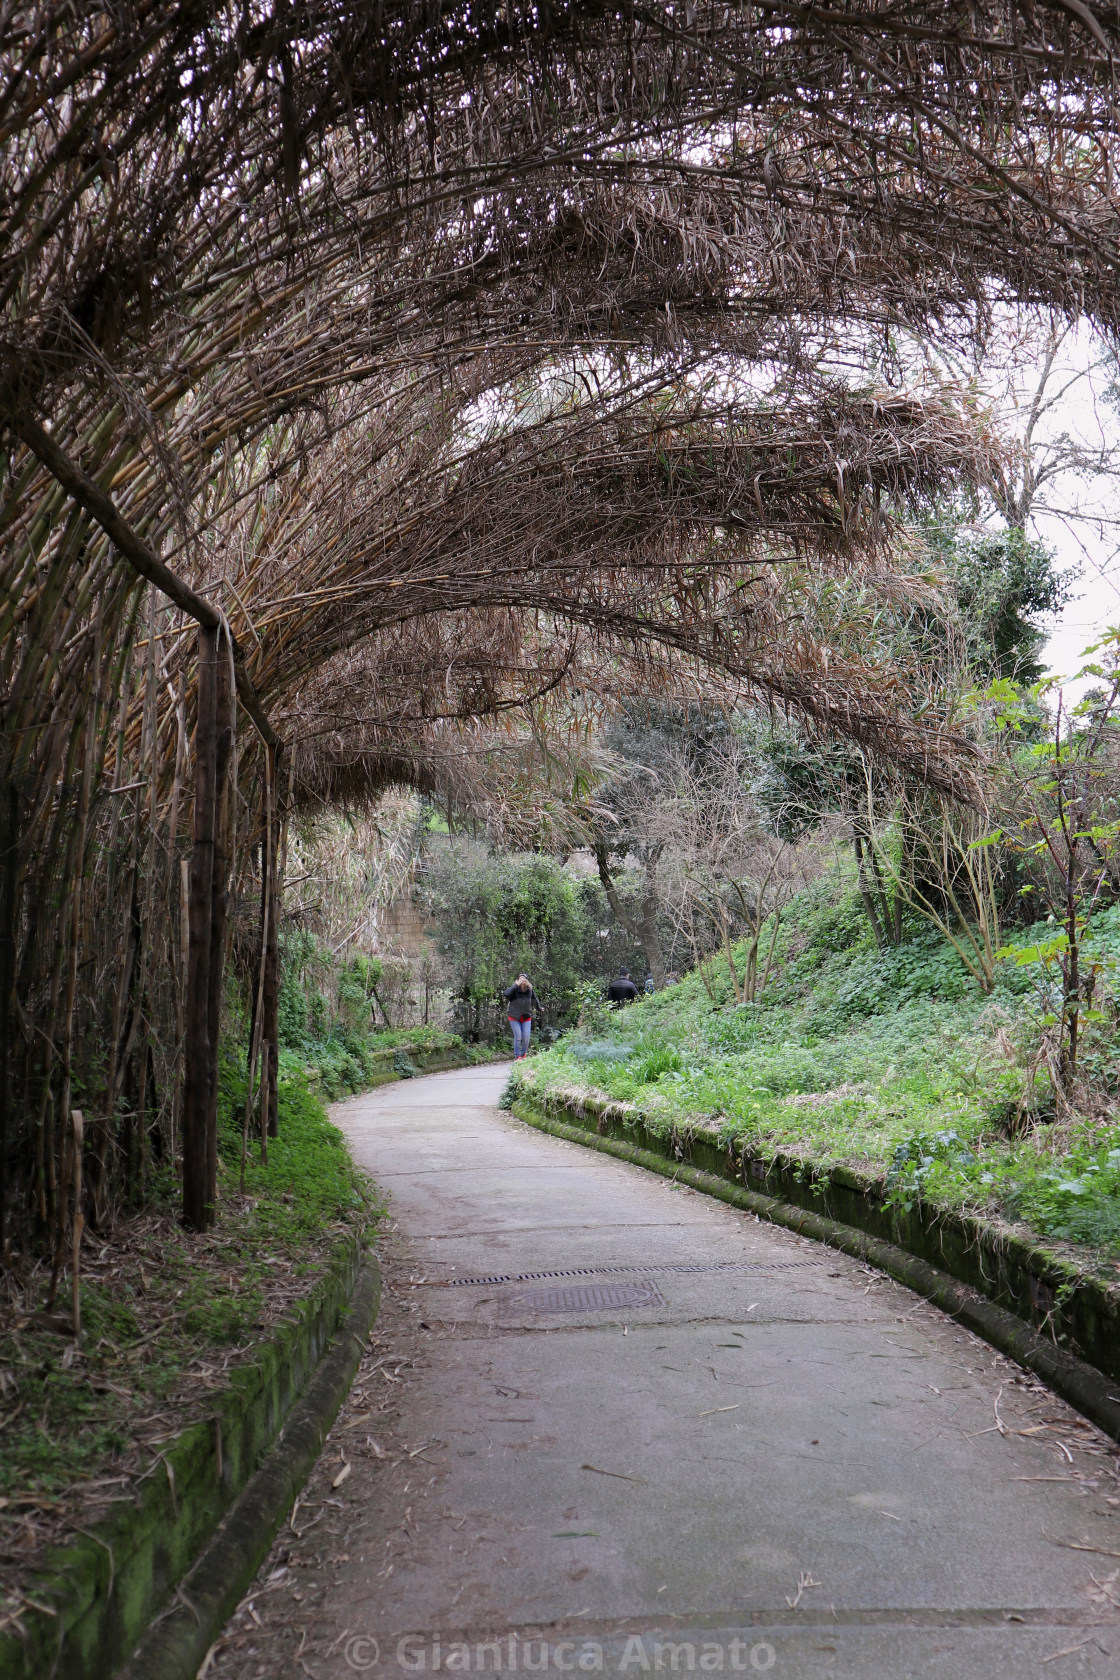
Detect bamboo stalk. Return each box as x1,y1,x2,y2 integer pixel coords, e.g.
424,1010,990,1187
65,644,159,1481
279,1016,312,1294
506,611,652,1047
203,626,235,1219
241,752,272,1193
183,624,218,1232
0,773,18,1265
70,1110,84,1341
263,741,281,1139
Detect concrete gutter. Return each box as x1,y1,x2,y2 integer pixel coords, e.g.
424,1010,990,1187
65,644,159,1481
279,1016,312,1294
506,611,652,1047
117,1255,381,1680
513,1091,1120,1444
0,1236,380,1680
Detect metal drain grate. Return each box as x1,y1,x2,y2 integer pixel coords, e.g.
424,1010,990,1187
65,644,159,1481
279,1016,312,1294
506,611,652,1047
443,1260,817,1288
508,1278,665,1314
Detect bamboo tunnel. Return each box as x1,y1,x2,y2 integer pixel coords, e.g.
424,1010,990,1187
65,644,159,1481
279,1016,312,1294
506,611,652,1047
6,0,1120,1260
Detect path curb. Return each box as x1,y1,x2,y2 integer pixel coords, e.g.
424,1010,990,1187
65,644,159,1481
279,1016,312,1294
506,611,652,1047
304,1041,487,1100
117,1253,381,1680
513,1099,1120,1443
0,1229,374,1680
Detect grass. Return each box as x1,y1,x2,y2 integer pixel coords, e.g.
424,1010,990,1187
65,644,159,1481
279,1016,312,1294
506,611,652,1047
0,974,485,1609
218,1058,375,1238
0,1004,476,1540
0,1064,378,1606
515,872,1120,1273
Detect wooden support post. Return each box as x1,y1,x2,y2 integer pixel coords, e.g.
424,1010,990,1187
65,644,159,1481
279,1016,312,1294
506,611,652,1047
183,625,218,1232
263,741,281,1138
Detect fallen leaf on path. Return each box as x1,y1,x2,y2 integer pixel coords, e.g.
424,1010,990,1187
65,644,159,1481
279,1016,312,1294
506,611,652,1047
332,1463,351,1489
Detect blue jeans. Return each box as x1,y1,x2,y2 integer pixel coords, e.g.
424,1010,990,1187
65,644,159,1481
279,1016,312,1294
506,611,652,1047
509,1017,532,1058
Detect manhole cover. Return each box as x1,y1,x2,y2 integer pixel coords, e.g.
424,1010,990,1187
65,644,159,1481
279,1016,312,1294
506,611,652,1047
509,1279,664,1314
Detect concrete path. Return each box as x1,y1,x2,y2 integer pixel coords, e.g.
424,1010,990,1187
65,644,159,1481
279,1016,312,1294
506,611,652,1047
212,1064,1120,1680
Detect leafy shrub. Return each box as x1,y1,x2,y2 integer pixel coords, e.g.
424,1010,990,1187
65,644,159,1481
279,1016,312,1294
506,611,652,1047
1002,1139,1120,1249
794,889,871,956
885,1128,978,1213
337,953,383,1031
424,847,591,1037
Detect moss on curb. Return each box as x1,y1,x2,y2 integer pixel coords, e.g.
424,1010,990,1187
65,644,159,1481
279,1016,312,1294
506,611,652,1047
117,1256,381,1680
301,1040,488,1099
0,1230,372,1680
512,1090,1120,1442
363,1042,484,1085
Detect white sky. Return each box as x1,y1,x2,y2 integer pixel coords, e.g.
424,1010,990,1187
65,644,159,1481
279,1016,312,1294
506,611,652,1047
1008,323,1120,696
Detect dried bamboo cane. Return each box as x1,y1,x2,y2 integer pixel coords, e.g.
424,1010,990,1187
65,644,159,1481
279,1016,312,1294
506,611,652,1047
258,1051,269,1169
46,1114,73,1313
47,666,98,1297
0,775,18,1265
204,626,235,1218
183,624,218,1232
70,1109,84,1341
241,753,272,1193
263,741,281,1139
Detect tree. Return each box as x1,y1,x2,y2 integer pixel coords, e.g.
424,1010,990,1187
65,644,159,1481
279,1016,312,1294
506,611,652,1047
857,780,1004,993
988,325,1120,541
996,651,1120,1092
588,703,738,989
422,846,590,1039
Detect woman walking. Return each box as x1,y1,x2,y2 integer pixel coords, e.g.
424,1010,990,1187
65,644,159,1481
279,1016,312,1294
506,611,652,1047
502,973,537,1060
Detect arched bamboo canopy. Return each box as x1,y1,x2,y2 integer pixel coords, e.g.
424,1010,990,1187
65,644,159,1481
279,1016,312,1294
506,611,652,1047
3,1,1118,1239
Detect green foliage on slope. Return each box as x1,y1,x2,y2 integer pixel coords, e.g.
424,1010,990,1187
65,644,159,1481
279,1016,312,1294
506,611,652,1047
521,873,1120,1264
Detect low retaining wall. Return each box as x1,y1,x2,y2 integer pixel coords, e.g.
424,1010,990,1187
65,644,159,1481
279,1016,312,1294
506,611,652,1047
305,1040,477,1098
0,1230,378,1680
366,1043,476,1085
513,1086,1120,1440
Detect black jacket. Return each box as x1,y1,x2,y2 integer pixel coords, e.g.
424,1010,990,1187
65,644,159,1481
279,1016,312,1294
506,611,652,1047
503,984,536,1017
607,976,640,1004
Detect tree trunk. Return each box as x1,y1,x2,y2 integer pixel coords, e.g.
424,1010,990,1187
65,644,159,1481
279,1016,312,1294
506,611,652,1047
594,843,667,988
865,842,897,946
718,902,743,1005
638,850,668,988
853,831,886,950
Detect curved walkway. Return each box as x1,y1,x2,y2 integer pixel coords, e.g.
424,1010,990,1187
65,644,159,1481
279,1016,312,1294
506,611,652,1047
211,1064,1120,1680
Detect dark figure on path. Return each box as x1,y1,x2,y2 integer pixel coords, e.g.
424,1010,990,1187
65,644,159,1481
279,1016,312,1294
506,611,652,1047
607,969,640,1007
503,974,537,1059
